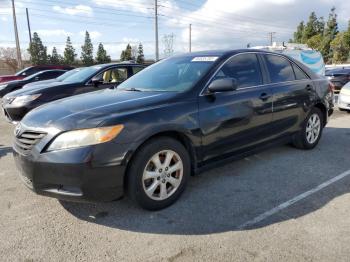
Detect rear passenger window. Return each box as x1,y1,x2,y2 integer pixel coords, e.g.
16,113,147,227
292,63,309,80
264,55,295,83
214,53,262,88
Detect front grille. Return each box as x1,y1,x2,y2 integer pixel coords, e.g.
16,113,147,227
15,131,46,154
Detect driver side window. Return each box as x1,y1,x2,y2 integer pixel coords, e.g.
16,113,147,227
214,53,262,88
98,67,128,84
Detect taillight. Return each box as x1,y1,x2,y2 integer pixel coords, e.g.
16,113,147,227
328,82,335,93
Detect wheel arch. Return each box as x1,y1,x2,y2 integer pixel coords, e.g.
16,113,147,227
313,102,327,126
123,130,198,191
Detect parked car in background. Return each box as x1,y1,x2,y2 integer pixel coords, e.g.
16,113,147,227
0,70,67,97
338,82,350,112
2,63,145,122
0,65,74,83
22,68,84,89
325,67,350,93
12,50,334,210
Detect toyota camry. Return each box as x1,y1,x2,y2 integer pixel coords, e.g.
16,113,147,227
13,49,334,210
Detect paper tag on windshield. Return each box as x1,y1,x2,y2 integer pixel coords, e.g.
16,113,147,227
191,56,218,62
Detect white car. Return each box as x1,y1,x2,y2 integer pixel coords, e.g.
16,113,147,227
338,82,350,112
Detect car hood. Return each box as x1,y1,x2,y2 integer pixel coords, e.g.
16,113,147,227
21,89,177,131
23,79,58,88
5,81,76,97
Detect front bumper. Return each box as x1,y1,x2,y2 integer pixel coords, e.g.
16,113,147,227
338,94,350,110
13,137,133,202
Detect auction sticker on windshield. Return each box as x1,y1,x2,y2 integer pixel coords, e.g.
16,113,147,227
191,57,218,62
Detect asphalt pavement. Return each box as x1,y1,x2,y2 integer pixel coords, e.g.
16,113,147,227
0,109,350,261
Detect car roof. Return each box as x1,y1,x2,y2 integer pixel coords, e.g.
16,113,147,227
97,62,145,68
174,49,292,58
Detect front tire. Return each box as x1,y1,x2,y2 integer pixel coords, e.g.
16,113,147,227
127,137,190,210
292,107,324,150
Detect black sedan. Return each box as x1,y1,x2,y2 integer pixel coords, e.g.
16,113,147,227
0,69,67,97
22,67,85,89
325,67,350,93
13,49,334,210
2,63,145,122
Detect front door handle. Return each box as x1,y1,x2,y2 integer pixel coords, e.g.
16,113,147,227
259,93,271,101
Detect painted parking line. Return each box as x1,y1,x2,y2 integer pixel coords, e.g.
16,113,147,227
237,169,350,230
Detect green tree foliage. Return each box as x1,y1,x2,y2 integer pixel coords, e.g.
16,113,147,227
81,31,94,65
301,12,319,43
95,43,111,64
321,7,339,63
28,32,47,65
136,43,145,64
49,47,63,65
330,32,350,63
291,7,350,64
64,37,76,65
120,44,132,61
306,34,323,50
293,21,304,43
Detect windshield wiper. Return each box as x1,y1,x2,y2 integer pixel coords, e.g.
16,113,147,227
124,87,142,92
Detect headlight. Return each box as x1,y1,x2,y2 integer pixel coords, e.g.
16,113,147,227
47,125,124,151
0,84,8,90
11,94,41,106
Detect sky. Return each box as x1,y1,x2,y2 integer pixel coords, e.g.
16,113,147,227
0,0,349,60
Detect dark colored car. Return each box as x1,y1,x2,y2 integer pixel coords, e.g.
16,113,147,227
325,67,350,93
0,65,74,83
13,49,334,210
0,70,68,97
22,67,85,89
2,63,145,122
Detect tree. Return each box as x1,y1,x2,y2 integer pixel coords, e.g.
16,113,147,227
330,32,350,63
306,34,323,50
131,45,138,61
136,43,145,64
96,43,111,64
301,12,319,43
49,47,63,65
321,7,338,63
293,22,304,43
28,32,47,65
64,36,76,65
81,31,94,65
120,44,132,61
0,47,18,72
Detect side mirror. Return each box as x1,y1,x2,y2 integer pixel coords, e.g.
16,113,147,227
208,78,238,93
91,76,103,86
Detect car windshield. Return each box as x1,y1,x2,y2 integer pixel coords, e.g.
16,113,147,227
15,68,26,76
56,68,83,81
23,71,44,81
118,56,217,92
62,66,102,83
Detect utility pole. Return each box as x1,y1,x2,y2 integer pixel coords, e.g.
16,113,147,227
11,0,23,69
154,0,159,61
26,8,32,46
189,24,192,53
268,32,276,46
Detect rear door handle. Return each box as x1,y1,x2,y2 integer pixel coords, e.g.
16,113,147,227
259,93,271,101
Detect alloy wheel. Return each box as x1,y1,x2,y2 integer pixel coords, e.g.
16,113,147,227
306,113,321,144
142,150,184,201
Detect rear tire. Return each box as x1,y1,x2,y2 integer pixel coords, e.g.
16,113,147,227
292,107,324,150
127,137,190,210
